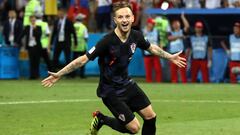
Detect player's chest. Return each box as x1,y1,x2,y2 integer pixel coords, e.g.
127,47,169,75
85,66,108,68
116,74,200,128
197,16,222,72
108,42,136,58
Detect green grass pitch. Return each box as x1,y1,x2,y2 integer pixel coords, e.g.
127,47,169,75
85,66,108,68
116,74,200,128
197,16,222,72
0,78,240,135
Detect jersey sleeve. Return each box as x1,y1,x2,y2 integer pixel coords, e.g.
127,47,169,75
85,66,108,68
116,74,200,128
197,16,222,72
136,31,150,50
86,38,108,61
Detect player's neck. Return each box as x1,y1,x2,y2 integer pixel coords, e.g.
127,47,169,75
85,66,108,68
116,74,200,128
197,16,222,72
114,28,131,43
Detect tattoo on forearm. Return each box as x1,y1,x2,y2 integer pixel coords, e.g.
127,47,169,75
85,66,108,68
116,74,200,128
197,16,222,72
156,47,171,59
58,60,83,76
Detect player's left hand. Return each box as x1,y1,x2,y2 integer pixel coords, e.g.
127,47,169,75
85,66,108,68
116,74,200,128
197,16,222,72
41,71,61,87
169,51,187,68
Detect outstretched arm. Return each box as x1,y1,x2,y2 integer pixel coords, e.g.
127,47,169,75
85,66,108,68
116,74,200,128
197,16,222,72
181,12,190,33
148,44,186,68
41,55,89,87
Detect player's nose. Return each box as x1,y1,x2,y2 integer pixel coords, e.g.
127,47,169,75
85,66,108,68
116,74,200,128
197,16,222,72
122,17,128,22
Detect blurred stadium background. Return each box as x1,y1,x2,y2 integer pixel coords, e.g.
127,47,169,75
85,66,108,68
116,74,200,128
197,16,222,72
0,0,240,135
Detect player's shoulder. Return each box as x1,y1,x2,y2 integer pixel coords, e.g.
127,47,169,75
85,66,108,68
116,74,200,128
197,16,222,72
101,31,116,41
96,31,116,47
130,29,144,40
131,29,143,35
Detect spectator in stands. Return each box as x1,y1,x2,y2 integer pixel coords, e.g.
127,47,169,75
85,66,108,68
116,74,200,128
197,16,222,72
141,0,154,9
2,10,23,47
142,18,162,83
168,13,189,83
71,13,88,78
153,0,174,8
19,15,42,79
68,0,82,21
223,0,240,8
223,21,240,83
68,0,90,26
94,0,112,32
130,0,142,30
183,0,201,8
50,8,77,71
154,0,184,8
188,21,212,83
35,12,52,72
203,0,227,9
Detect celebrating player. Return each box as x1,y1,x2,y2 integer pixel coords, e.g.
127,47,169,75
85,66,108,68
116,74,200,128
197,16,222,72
41,2,186,135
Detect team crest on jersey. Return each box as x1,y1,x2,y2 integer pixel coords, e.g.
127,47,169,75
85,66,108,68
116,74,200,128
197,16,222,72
130,43,136,53
118,114,126,122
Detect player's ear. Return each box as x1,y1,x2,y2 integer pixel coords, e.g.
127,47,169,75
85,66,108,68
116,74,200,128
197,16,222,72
131,14,134,23
113,16,117,24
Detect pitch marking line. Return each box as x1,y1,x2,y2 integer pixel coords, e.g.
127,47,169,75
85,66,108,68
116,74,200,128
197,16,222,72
1,99,240,105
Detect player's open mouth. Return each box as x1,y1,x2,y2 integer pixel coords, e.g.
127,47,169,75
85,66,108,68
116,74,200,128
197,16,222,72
122,24,129,29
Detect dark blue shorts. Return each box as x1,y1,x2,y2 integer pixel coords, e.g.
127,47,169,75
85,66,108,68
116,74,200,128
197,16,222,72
102,83,151,125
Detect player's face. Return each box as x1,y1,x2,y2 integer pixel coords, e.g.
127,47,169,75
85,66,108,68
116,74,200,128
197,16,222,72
114,7,134,33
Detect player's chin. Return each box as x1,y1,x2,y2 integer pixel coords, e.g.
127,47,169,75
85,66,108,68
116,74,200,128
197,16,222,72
120,26,131,33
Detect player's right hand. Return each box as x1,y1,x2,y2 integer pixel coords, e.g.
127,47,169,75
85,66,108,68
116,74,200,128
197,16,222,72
41,71,61,87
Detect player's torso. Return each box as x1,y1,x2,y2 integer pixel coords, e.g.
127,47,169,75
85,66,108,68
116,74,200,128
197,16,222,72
97,31,140,97
99,32,137,75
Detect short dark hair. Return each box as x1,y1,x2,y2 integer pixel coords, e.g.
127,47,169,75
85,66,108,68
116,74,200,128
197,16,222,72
112,1,133,16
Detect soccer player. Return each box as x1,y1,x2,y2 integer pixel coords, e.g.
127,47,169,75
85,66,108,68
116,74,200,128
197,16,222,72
41,2,186,135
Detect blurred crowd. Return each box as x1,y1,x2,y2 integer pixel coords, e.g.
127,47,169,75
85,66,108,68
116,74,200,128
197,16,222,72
0,0,239,83
1,0,240,32
152,0,240,9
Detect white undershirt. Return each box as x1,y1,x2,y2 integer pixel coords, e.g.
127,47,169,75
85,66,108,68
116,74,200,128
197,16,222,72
29,25,37,47
58,16,66,42
9,19,16,43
